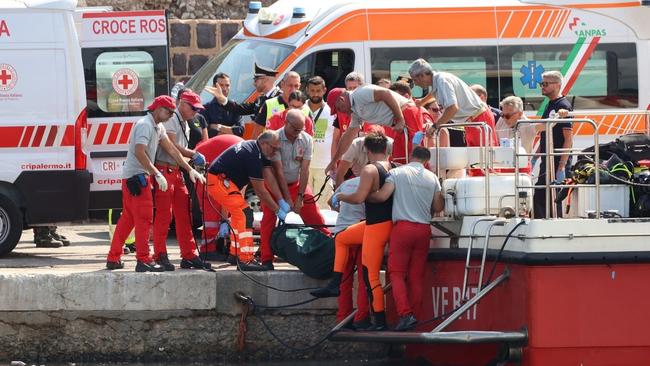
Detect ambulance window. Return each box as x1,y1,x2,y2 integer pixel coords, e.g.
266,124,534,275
292,49,355,90
498,43,638,110
82,46,169,118
94,51,154,113
370,47,498,103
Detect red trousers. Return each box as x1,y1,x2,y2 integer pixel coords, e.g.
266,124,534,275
152,166,198,260
260,182,329,263
195,181,222,252
336,245,370,323
466,107,499,147
107,177,154,263
388,221,431,318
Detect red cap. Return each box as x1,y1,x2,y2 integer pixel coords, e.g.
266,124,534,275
147,95,176,111
180,90,205,110
327,87,345,113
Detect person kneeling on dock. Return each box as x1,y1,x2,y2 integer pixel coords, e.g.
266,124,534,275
206,131,290,270
369,146,445,331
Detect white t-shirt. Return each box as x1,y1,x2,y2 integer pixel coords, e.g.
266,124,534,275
308,101,335,169
332,177,365,234
495,115,536,153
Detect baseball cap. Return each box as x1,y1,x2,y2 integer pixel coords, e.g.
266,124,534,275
147,95,176,111
326,87,345,113
180,90,205,110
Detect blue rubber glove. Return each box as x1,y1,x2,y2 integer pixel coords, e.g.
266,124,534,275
412,131,424,145
276,207,289,222
555,168,566,183
278,199,291,213
218,221,230,238
331,193,340,209
191,151,206,167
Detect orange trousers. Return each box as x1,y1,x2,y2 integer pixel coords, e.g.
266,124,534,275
206,173,255,261
333,220,393,313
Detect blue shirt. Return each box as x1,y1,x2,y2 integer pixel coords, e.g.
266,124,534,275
201,98,244,136
208,140,271,189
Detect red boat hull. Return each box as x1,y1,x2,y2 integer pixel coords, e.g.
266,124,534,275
391,259,650,365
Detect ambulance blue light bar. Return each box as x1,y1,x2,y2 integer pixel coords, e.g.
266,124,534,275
292,7,306,18
248,1,262,14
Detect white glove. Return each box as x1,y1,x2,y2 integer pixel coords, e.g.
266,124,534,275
154,172,168,192
189,169,206,184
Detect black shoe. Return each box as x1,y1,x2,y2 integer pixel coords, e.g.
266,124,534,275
106,260,124,270
238,259,267,272
135,261,164,273
394,314,418,332
180,257,212,270
261,261,274,271
200,251,229,262
352,317,372,331
226,254,238,265
122,246,131,255
310,272,343,298
156,253,175,271
367,311,387,331
125,243,136,253
50,230,70,246
35,235,62,248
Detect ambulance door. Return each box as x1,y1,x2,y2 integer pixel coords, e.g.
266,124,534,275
78,10,169,210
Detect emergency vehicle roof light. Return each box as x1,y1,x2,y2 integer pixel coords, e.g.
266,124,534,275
292,7,306,18
248,1,262,14
643,0,650,5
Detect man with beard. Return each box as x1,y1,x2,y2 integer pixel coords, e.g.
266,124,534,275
305,76,335,204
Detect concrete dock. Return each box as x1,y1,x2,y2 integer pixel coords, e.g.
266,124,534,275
0,224,385,364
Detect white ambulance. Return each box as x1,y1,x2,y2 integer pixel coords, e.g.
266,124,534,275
186,0,650,146
0,0,169,256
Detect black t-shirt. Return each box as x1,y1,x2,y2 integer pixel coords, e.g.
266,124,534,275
538,96,573,154
208,140,272,189
187,113,207,149
200,98,244,137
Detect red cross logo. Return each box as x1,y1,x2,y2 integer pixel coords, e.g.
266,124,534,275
117,74,133,90
112,68,139,96
0,64,17,91
0,69,11,85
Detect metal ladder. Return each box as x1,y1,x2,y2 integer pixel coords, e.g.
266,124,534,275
460,216,507,302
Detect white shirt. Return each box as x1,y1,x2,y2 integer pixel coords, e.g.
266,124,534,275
308,101,335,169
495,115,536,153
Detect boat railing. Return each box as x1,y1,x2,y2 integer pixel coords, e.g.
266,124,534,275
514,118,601,219
434,122,493,216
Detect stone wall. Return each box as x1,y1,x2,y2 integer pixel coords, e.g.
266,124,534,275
82,0,275,20
168,19,243,83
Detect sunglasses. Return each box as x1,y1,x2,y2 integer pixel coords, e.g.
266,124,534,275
428,107,441,113
183,101,200,112
502,113,518,119
539,81,558,87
